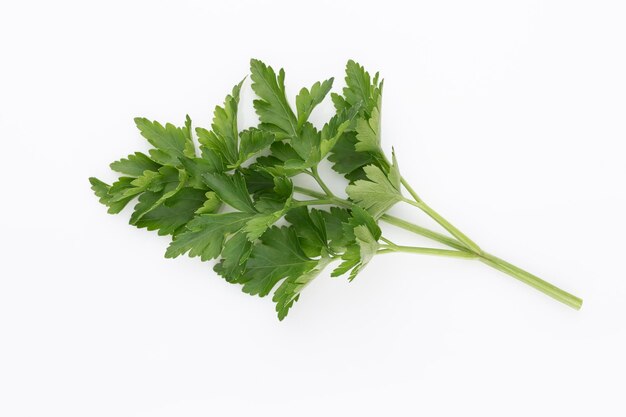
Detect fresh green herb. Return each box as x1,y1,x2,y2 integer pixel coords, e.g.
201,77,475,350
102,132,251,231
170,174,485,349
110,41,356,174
90,58,583,320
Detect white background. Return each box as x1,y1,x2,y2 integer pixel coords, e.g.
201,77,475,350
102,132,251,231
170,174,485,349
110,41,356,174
1,1,625,416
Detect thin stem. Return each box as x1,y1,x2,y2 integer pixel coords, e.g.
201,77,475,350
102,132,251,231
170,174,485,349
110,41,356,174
379,244,477,259
380,214,470,252
291,199,334,207
380,236,397,246
400,177,422,203
293,186,350,208
478,252,583,310
310,167,336,198
417,199,482,254
293,185,326,199
377,248,395,255
401,176,482,254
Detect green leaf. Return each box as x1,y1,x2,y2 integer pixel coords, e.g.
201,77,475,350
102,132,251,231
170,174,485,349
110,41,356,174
134,117,195,165
252,158,301,177
195,191,221,214
285,206,328,257
201,171,256,213
333,225,379,281
273,256,332,320
342,60,383,117
183,114,193,143
285,207,353,257
244,175,293,239
332,207,381,280
272,175,294,199
295,78,334,128
89,177,135,214
128,166,186,224
213,232,252,282
254,142,305,177
331,92,350,113
327,132,376,181
109,152,161,177
132,187,207,236
355,106,381,153
253,175,293,213
241,167,276,195
236,128,275,167
239,226,318,297
265,141,302,163
350,225,380,279
109,170,161,202
330,245,359,278
321,207,352,252
255,124,322,173
243,211,285,241
90,177,112,205
250,59,298,140
165,212,254,261
290,122,321,164
320,103,361,157
199,147,227,172
196,81,244,165
346,154,402,217
244,168,296,211
345,205,382,240
179,156,224,189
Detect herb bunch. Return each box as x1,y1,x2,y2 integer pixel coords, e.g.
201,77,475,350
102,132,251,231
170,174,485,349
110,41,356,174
90,59,582,319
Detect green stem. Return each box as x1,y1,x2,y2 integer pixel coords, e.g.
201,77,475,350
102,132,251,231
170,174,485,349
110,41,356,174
418,200,483,254
379,236,397,246
292,199,334,207
380,214,469,252
294,185,326,200
294,186,350,208
401,177,483,254
478,252,583,310
310,167,336,198
379,244,477,259
400,177,422,203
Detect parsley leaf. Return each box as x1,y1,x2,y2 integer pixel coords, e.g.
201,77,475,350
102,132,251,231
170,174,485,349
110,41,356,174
332,207,381,280
213,232,252,282
236,128,275,168
355,106,382,153
250,59,298,140
132,187,207,236
196,81,244,166
166,212,254,260
295,78,334,128
239,226,318,297
327,132,376,181
285,206,328,257
109,152,161,177
134,117,195,166
346,152,402,217
341,59,383,117
201,171,257,213
89,177,135,214
273,256,332,320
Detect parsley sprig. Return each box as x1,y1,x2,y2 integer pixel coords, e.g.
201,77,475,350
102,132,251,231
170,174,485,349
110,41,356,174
90,59,582,320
